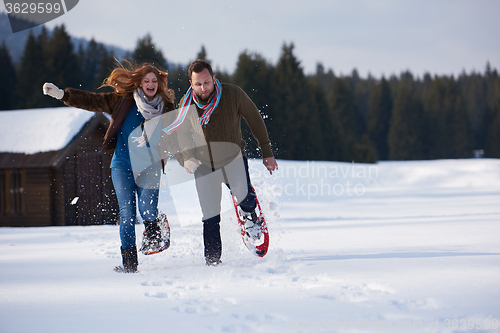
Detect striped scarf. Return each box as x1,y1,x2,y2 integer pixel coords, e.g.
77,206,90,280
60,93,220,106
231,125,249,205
163,78,222,135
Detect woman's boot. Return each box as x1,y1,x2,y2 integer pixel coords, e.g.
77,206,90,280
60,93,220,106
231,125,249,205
114,246,138,273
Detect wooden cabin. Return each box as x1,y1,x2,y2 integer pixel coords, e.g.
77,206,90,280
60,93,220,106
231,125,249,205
0,107,118,227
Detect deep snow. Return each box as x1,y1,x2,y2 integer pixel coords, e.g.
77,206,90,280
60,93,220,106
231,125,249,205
1,158,500,333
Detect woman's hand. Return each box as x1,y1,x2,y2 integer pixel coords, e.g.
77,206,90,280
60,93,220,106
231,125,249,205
43,82,64,100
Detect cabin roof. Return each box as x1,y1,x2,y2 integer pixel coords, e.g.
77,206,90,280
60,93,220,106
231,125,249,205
0,107,109,169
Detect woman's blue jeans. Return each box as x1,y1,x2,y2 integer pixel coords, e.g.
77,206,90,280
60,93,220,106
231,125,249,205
111,168,159,250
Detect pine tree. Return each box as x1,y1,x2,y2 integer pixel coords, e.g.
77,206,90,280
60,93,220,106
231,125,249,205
214,67,232,84
0,41,17,110
329,77,376,162
353,73,376,122
15,30,47,108
272,43,321,160
367,77,393,160
485,71,500,157
95,49,116,92
232,51,273,112
310,75,342,161
168,63,190,105
45,24,79,105
425,76,472,159
232,51,274,157
423,75,443,159
444,78,472,158
131,33,167,70
196,45,209,62
388,74,426,160
349,69,376,122
299,81,326,161
314,63,335,98
458,72,487,150
77,38,112,91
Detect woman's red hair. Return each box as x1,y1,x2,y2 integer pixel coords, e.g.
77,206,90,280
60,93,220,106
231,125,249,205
102,60,175,109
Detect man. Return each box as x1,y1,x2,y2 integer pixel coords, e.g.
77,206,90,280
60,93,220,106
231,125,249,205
166,59,278,265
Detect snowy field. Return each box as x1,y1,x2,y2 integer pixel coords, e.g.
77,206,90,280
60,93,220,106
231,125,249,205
1,158,500,333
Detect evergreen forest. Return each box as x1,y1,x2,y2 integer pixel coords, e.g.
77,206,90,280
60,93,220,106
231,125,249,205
1,24,499,162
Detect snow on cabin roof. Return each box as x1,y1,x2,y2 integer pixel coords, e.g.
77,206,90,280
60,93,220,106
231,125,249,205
0,107,97,154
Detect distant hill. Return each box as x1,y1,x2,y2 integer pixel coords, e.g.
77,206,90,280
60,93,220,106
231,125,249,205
0,13,127,63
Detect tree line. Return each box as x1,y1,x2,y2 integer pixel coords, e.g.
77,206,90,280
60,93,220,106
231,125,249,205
1,24,499,161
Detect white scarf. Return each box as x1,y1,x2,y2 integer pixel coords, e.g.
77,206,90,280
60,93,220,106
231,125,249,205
132,88,164,147
133,87,164,120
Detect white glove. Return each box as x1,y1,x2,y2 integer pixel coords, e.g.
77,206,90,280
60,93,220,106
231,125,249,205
43,82,64,100
184,159,200,174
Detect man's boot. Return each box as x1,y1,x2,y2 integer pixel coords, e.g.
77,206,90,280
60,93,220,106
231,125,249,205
140,219,161,254
204,217,222,266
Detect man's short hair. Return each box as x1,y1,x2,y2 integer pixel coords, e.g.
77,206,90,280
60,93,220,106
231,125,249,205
188,59,214,79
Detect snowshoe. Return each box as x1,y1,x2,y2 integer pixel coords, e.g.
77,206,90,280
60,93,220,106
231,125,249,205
242,211,262,240
232,191,269,257
140,212,170,255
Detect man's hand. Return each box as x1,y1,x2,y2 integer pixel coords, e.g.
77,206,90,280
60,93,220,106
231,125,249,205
263,157,278,175
184,157,200,174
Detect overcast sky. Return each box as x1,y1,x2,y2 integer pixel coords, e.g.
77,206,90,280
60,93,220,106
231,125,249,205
3,0,499,78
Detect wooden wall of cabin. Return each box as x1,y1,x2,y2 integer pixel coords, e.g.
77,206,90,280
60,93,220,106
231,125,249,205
0,120,118,227
65,123,118,226
62,155,78,225
0,168,53,227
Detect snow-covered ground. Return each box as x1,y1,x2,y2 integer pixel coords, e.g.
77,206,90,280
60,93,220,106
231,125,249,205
1,158,500,333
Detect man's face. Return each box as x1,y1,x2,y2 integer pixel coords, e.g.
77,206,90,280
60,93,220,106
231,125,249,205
190,68,215,102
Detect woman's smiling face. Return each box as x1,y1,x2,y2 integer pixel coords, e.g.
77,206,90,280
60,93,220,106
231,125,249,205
141,72,158,99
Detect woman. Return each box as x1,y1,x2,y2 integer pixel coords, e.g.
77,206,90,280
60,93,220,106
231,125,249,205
43,62,175,273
